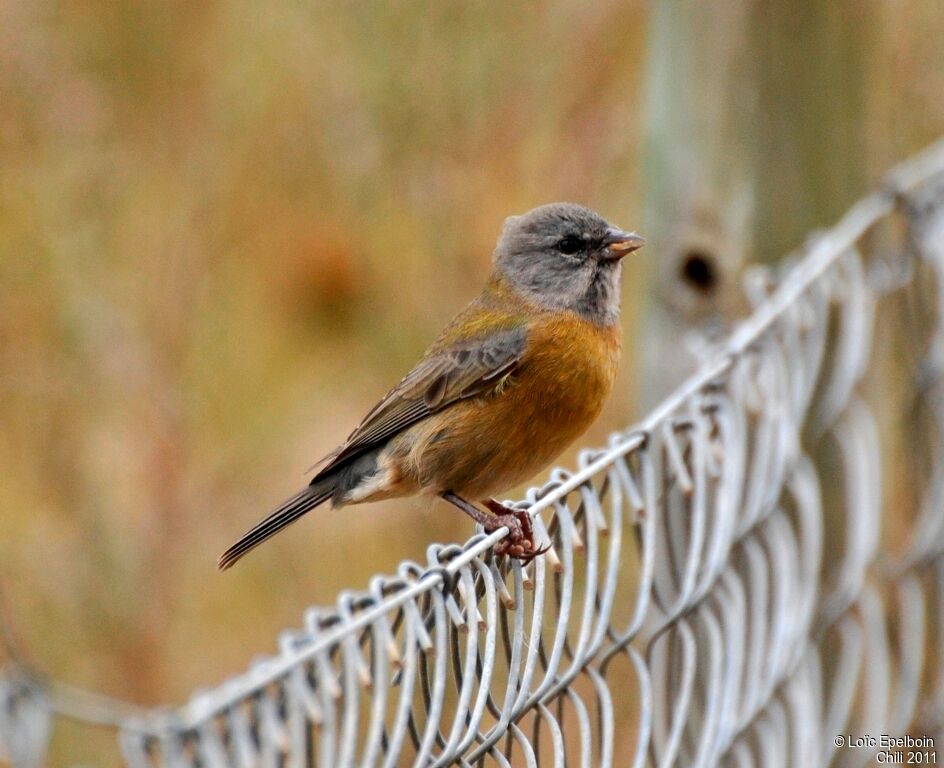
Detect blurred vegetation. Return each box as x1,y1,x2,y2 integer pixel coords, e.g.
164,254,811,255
0,0,941,764
0,1,648,763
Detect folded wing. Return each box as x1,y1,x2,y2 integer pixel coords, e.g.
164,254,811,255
312,323,528,479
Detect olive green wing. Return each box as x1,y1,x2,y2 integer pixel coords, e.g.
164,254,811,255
311,324,528,479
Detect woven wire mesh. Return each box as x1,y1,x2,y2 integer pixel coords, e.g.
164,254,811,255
3,141,944,767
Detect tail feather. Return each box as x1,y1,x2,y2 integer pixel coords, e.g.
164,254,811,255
218,485,332,570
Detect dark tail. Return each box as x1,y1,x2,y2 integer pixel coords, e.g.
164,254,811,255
218,483,333,570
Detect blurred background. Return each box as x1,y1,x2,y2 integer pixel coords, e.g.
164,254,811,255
0,0,942,763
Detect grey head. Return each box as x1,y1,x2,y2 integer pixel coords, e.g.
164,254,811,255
492,202,645,326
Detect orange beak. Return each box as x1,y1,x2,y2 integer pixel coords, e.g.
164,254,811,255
602,228,646,261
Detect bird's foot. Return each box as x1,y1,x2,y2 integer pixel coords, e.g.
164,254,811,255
482,499,550,561
439,491,549,561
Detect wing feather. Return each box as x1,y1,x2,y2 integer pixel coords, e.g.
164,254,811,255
311,324,527,479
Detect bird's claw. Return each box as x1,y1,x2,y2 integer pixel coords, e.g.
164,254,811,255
482,500,549,561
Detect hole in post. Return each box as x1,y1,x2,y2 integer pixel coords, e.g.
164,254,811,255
679,250,719,294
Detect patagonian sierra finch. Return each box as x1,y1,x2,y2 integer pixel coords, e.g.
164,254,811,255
219,203,645,569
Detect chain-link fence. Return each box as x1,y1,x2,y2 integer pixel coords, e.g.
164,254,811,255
4,140,944,767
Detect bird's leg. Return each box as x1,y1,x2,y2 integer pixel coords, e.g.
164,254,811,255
441,491,542,559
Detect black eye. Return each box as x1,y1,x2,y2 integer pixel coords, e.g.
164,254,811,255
557,236,583,255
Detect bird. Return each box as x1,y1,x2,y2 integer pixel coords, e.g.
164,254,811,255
218,203,645,569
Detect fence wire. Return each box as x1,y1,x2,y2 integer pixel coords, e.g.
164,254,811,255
4,140,944,767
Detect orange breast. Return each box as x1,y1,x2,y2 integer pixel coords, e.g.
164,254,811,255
404,311,621,499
